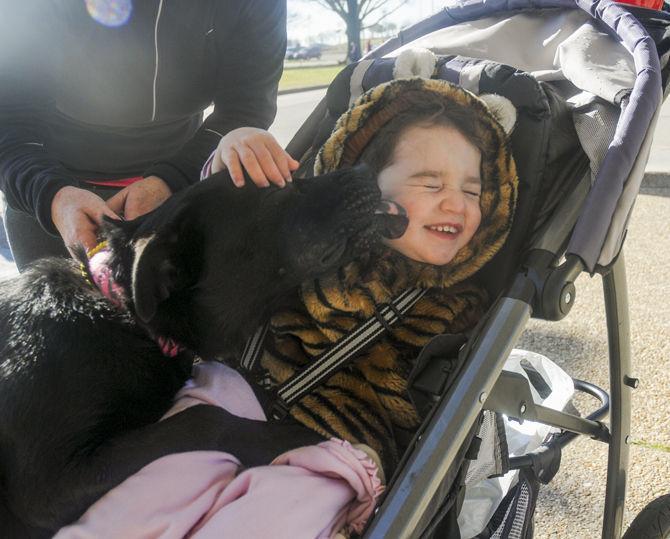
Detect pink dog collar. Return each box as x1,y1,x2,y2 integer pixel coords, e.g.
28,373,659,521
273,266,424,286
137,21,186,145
86,242,184,358
88,243,126,308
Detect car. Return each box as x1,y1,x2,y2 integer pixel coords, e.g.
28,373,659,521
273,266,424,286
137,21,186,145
285,46,300,59
290,46,322,60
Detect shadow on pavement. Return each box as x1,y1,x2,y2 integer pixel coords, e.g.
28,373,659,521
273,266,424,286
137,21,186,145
640,186,670,198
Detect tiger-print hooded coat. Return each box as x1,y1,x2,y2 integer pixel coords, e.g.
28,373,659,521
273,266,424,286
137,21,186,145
258,78,518,473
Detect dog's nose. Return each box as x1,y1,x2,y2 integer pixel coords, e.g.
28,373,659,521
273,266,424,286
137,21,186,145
374,200,408,239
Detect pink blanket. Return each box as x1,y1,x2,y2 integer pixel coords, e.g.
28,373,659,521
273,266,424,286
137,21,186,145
55,362,384,539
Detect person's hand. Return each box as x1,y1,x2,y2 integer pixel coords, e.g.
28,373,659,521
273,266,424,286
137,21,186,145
106,176,172,221
51,186,122,256
211,127,299,188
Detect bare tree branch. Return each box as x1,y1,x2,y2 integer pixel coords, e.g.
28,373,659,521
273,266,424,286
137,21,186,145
358,0,374,16
360,0,408,23
361,1,408,29
305,0,408,61
359,0,386,20
310,0,348,20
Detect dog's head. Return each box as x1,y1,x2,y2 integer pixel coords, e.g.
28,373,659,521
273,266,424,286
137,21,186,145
102,166,407,359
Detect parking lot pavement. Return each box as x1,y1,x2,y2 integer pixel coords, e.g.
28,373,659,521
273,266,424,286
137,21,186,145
271,87,327,148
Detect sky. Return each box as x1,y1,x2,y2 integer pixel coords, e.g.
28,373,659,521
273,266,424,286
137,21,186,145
287,0,444,44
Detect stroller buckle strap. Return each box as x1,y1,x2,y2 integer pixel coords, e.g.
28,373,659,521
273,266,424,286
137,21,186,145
269,397,291,421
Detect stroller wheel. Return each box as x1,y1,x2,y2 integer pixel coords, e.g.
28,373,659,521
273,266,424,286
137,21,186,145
623,494,670,539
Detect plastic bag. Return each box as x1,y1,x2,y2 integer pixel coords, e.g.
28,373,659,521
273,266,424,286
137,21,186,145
457,349,574,538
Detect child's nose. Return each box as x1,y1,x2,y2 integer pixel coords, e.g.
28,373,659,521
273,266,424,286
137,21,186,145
438,190,466,213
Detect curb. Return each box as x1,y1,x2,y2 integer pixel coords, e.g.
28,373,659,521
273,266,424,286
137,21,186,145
278,84,329,96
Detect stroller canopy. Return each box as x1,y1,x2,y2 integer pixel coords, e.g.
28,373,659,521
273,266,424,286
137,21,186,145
290,0,668,273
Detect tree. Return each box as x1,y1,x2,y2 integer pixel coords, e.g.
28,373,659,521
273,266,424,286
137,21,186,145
308,0,408,62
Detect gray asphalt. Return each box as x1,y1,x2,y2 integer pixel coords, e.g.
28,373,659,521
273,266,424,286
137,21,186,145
1,89,668,537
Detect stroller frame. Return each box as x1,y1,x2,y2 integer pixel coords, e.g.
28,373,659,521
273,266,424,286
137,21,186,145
287,0,667,537
364,247,631,538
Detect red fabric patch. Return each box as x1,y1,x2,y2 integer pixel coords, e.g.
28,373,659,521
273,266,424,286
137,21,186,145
85,176,144,187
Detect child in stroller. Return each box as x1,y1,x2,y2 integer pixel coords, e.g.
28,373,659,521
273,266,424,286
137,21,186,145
55,74,519,537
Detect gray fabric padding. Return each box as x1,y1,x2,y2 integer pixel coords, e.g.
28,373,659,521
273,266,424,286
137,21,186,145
387,9,635,104
598,101,660,267
459,63,485,93
572,97,619,184
348,59,375,106
535,86,654,268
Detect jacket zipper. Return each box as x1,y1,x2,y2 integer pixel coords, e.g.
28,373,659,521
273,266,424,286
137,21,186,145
151,0,165,122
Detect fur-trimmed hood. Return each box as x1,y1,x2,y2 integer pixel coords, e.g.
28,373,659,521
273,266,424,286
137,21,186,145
261,77,519,470
314,77,519,291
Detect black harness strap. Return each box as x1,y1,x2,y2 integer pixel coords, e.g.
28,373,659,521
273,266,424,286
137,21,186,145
240,323,270,372
240,288,427,420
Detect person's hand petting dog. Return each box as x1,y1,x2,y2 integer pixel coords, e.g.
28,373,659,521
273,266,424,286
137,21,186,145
51,186,123,256
106,176,172,220
211,127,299,188
51,177,172,257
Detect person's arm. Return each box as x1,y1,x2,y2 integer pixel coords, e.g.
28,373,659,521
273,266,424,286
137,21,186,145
142,0,288,192
0,4,76,236
0,5,121,253
0,74,121,251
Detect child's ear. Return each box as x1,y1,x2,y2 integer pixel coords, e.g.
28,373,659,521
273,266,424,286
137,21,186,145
478,94,517,136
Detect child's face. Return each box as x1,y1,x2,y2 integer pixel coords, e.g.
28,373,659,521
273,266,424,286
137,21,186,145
377,124,482,266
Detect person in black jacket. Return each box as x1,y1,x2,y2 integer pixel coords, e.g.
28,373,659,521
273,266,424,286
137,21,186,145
0,0,297,271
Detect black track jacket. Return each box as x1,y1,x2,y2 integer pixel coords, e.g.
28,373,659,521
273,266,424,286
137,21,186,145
0,0,286,234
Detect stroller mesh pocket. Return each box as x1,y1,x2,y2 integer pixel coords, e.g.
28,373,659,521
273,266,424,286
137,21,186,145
465,411,510,486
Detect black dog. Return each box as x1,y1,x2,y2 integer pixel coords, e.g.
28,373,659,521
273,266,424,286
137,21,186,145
0,166,407,535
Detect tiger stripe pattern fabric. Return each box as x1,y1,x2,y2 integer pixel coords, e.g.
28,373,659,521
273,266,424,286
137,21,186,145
257,77,518,473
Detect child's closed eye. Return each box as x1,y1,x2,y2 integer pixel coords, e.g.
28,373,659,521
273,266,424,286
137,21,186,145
408,180,442,189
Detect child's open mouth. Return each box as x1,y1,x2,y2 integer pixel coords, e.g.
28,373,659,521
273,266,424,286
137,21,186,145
425,224,462,238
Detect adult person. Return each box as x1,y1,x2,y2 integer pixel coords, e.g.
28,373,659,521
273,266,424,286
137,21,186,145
0,0,298,271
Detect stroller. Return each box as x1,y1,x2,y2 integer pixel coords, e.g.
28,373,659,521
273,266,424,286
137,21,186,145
280,0,670,537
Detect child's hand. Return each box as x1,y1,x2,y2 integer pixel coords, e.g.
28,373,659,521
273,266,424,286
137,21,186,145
211,127,299,188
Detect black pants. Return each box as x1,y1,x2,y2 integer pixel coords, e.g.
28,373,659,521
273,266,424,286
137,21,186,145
2,184,119,273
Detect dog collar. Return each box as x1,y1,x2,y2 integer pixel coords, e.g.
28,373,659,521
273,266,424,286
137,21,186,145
86,242,184,358
87,242,126,308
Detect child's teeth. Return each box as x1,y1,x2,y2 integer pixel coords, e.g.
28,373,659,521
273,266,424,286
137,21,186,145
430,225,456,233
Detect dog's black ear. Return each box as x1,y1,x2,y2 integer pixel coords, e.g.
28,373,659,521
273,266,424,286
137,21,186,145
131,234,182,323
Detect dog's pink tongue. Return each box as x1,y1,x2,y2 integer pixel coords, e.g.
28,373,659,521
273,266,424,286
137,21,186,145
374,200,408,239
